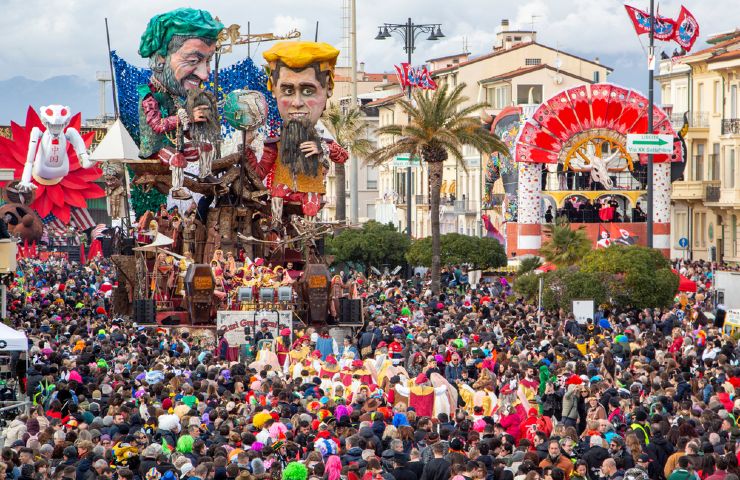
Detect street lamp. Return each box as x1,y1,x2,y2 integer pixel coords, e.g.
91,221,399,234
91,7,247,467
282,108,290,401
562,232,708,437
376,18,444,239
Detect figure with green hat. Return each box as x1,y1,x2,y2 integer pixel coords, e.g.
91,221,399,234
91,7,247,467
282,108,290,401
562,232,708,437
137,8,224,200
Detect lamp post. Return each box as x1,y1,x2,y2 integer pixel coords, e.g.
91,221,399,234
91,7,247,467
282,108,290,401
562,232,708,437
376,18,444,239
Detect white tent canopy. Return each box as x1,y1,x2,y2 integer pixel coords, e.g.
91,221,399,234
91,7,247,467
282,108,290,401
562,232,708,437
0,323,27,352
89,119,140,162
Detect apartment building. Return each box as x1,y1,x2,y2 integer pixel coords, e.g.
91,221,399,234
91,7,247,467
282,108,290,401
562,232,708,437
658,29,740,262
369,19,611,237
321,66,399,222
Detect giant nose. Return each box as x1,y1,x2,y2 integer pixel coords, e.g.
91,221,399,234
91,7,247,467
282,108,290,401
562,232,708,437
194,60,210,81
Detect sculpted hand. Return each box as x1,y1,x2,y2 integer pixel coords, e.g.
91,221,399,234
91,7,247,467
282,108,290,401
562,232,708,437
299,141,321,157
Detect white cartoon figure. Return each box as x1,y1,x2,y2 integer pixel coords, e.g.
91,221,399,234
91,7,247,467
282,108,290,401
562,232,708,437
18,105,95,192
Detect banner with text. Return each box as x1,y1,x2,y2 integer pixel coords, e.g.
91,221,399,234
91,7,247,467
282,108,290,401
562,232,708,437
216,310,292,346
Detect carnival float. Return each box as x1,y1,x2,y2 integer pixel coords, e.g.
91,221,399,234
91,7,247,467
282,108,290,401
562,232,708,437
0,8,362,345
87,7,360,341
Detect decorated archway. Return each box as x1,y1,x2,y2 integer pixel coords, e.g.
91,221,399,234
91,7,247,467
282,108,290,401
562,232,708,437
508,83,683,257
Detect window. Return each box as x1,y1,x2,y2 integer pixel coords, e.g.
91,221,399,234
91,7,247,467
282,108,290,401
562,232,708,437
366,166,378,190
514,36,522,41
733,215,737,257
697,82,705,112
694,144,704,181
517,84,543,104
714,80,722,114
593,71,600,83
525,58,541,66
711,143,720,181
366,204,375,220
486,85,510,109
729,148,737,189
675,84,688,113
694,212,707,247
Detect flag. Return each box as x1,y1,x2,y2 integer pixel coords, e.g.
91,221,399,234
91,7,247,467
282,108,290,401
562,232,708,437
91,224,107,239
79,243,86,265
624,5,676,41
673,6,700,52
596,224,611,248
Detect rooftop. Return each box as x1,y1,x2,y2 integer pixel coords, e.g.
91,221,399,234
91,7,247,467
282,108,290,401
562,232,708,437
363,92,405,108
431,41,613,75
478,64,595,85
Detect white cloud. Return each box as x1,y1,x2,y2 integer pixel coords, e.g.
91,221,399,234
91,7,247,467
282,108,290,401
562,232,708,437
0,0,736,82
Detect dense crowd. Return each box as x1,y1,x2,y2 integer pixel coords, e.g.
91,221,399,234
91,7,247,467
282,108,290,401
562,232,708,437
0,256,738,480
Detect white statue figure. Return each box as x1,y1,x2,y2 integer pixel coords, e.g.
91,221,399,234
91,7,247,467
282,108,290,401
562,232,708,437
18,105,95,192
570,150,621,189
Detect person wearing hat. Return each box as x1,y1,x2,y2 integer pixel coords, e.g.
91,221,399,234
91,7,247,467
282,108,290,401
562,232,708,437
630,409,651,445
136,7,224,199
246,41,349,222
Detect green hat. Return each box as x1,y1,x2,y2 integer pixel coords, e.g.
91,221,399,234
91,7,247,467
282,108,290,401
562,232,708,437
139,8,224,59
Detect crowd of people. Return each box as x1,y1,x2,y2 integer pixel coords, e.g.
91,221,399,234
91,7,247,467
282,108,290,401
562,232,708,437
0,254,738,480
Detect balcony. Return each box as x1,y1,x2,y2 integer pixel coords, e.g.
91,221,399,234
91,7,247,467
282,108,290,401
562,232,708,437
706,185,721,202
447,199,478,215
723,118,740,135
690,111,709,128
671,180,721,201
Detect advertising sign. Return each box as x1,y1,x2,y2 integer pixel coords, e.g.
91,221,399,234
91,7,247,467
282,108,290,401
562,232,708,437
572,299,595,326
216,310,292,346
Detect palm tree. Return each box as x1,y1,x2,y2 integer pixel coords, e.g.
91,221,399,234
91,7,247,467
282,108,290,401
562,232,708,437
539,218,592,267
370,83,509,294
322,105,374,221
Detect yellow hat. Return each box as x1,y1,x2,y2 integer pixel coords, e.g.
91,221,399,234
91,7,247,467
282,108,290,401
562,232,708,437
252,412,273,429
263,41,339,91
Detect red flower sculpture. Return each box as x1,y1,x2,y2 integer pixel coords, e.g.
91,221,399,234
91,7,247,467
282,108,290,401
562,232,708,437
0,106,104,223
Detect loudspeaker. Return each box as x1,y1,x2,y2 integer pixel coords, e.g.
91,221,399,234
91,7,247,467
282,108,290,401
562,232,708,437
121,238,134,255
314,237,325,255
259,288,275,303
340,298,362,324
134,299,156,324
100,237,113,257
278,286,293,302
237,287,253,302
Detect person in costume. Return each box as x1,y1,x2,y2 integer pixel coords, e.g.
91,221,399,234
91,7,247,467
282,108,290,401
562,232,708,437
245,41,349,222
137,8,223,200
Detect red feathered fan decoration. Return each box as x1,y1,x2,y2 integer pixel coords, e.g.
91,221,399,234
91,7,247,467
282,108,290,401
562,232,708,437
514,83,683,166
0,106,104,223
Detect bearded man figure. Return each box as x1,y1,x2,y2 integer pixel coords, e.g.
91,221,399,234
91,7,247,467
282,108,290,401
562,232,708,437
137,8,223,200
245,42,349,224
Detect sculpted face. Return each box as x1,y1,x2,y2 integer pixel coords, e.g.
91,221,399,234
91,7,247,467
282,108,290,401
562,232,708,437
160,38,216,97
274,67,330,125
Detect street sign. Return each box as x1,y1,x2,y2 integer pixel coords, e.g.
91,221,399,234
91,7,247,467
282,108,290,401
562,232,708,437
626,134,674,154
679,237,689,248
392,155,421,168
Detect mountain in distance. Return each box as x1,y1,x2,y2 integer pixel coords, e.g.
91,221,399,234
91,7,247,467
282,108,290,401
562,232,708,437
0,75,106,124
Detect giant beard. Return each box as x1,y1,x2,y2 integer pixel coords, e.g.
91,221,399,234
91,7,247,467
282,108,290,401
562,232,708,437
186,89,220,149
280,118,321,178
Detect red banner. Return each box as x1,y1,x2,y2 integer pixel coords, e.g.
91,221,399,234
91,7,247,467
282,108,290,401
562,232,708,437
624,5,676,41
394,63,437,90
674,6,700,52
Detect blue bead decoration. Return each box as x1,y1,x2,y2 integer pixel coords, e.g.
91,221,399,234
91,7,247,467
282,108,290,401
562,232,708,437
111,51,281,146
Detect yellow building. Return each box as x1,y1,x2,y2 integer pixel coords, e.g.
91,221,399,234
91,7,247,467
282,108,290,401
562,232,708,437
658,29,740,262
370,19,611,238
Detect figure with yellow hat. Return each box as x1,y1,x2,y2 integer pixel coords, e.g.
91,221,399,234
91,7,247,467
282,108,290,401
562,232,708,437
137,8,224,200
245,42,349,224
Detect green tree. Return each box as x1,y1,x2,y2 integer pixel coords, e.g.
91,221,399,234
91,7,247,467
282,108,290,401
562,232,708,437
370,83,509,294
322,105,374,221
326,221,410,269
539,219,592,267
514,272,541,304
517,256,543,275
579,245,678,309
406,233,506,270
540,268,611,312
